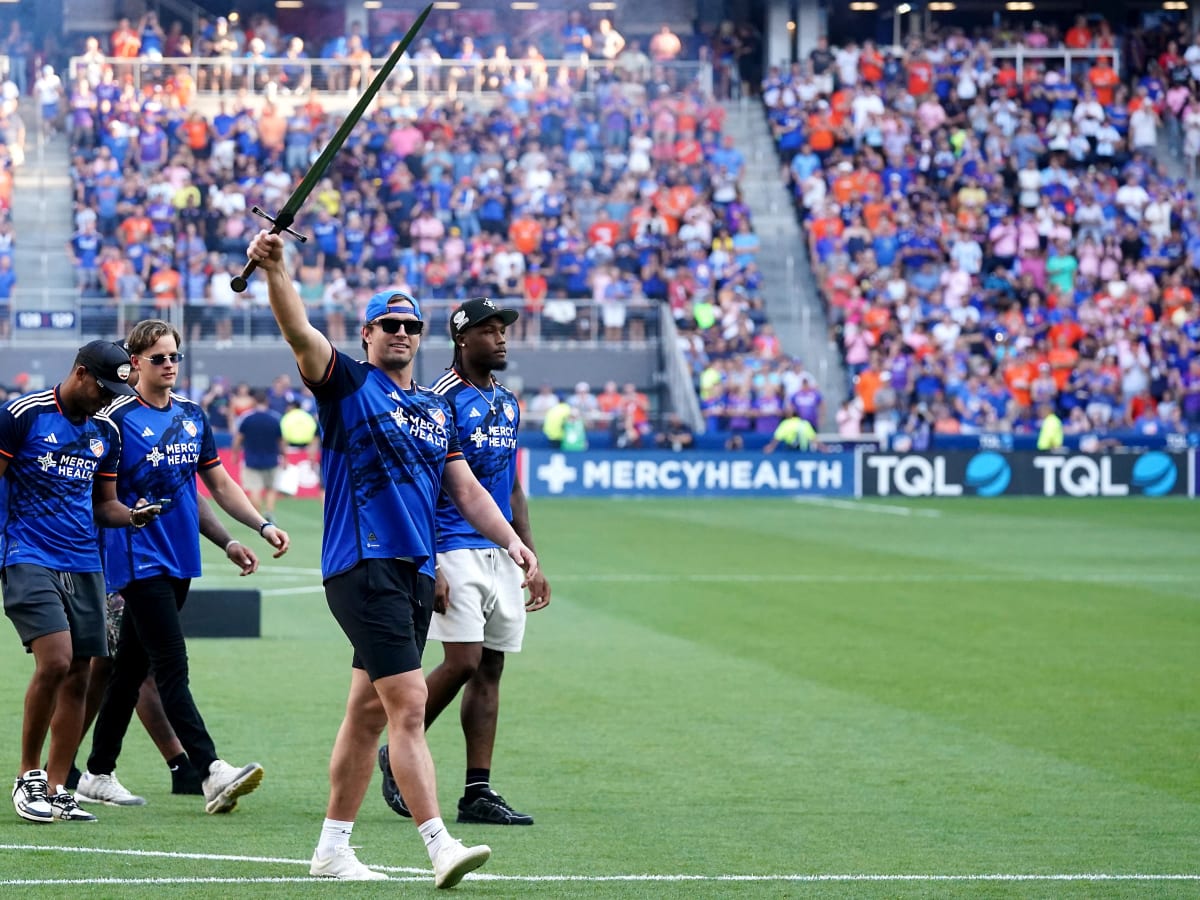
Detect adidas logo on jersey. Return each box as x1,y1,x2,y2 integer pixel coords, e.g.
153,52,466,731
45,433,58,444
142,427,155,437
469,408,482,418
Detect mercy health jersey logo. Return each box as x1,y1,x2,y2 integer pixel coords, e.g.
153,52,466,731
863,452,1190,498
529,451,854,498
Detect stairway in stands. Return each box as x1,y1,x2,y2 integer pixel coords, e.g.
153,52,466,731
10,117,78,331
722,98,846,427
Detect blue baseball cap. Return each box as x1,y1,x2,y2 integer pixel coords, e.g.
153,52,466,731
364,289,422,323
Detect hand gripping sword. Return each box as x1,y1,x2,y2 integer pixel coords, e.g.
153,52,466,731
231,3,433,292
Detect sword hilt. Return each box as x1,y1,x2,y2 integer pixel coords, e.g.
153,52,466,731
231,207,307,293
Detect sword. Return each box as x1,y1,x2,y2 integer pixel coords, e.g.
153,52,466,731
232,2,433,292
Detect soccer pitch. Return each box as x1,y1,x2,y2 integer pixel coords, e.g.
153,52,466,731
1,496,1197,898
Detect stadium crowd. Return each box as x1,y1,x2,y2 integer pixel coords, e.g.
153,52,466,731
45,8,805,446
766,14,1200,444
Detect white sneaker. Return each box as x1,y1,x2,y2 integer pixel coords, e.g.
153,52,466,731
76,772,146,806
309,846,389,880
433,839,491,889
12,769,52,823
50,787,98,822
202,759,264,814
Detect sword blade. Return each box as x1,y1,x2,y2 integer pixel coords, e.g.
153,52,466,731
233,2,433,292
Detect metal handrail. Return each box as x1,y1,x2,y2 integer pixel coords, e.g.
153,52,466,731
985,47,1123,82
66,54,713,102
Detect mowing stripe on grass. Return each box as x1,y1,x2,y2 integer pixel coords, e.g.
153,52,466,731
794,497,944,518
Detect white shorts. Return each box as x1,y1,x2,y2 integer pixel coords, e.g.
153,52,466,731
428,547,526,652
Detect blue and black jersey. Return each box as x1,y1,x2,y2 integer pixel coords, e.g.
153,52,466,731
306,350,463,580
100,393,220,591
429,369,519,553
102,393,220,591
0,387,121,572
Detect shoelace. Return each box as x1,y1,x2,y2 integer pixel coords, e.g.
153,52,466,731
20,777,49,804
478,791,512,810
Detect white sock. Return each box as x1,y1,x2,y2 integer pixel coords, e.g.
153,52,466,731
418,816,453,861
316,818,354,859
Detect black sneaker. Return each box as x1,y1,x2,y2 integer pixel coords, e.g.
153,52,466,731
171,762,204,796
377,745,410,818
65,764,81,792
457,789,533,825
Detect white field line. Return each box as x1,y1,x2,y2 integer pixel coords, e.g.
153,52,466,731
794,496,944,518
0,845,1195,885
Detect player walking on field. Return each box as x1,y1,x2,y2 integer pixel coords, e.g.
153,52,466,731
79,319,288,814
379,297,550,826
1,341,160,823
247,230,538,886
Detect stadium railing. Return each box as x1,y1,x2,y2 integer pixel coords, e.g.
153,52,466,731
979,47,1121,80
4,288,665,348
65,55,714,102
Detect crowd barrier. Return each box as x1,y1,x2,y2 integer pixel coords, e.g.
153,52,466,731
207,447,1199,501
518,449,1198,499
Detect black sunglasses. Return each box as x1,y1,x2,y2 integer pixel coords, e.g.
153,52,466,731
142,352,185,365
371,319,424,335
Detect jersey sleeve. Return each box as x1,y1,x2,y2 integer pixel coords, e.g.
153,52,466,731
97,416,122,479
0,403,26,460
303,349,367,403
196,405,221,470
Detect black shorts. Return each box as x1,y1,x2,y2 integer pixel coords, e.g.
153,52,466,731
324,558,433,680
1,564,108,658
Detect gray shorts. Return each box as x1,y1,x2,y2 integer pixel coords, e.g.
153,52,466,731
1,564,108,658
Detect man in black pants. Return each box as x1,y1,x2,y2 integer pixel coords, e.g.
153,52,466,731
81,319,289,813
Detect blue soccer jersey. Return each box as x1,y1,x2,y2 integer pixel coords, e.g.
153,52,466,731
305,351,463,579
429,369,519,552
0,387,121,572
102,393,220,591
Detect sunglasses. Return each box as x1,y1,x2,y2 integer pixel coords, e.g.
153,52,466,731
371,318,424,336
141,352,185,365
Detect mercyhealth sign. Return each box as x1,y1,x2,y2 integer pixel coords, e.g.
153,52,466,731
526,451,854,498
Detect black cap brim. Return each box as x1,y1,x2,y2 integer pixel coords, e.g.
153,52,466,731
96,376,138,397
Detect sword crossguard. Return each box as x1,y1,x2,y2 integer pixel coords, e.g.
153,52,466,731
251,206,308,243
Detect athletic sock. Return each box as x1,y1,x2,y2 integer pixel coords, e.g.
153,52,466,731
419,816,452,861
316,818,354,859
464,768,490,798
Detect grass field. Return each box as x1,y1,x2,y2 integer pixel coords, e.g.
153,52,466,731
0,496,1197,898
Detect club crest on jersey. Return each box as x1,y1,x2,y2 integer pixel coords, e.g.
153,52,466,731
182,420,198,438
89,439,105,457
430,408,446,427
502,403,515,422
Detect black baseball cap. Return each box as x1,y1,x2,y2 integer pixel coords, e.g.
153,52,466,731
449,297,519,340
76,340,138,396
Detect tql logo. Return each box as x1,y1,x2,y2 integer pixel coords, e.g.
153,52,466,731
866,452,1011,497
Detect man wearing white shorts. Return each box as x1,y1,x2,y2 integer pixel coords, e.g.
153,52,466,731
379,297,551,825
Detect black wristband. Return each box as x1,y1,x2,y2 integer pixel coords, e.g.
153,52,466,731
258,521,272,535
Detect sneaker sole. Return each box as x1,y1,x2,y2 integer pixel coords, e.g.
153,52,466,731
75,791,146,807
456,812,534,825
52,811,98,823
435,845,491,889
205,764,264,814
14,805,53,823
